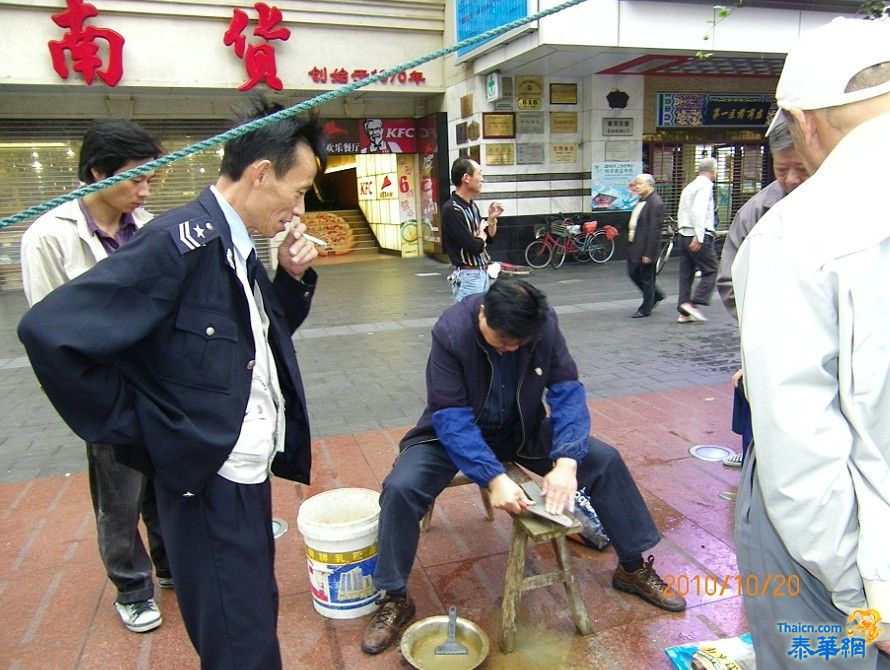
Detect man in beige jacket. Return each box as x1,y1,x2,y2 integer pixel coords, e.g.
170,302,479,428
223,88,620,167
733,18,890,668
20,120,170,634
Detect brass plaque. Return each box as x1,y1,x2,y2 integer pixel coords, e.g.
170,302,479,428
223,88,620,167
550,83,578,105
482,112,516,139
550,111,578,134
460,93,474,118
484,143,515,166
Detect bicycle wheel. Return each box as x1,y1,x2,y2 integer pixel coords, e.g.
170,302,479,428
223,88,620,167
524,239,552,268
572,234,593,263
655,239,673,274
589,231,615,263
551,239,567,268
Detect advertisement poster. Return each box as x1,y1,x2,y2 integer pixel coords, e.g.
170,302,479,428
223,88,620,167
358,118,417,153
590,161,642,210
397,155,419,257
323,119,361,155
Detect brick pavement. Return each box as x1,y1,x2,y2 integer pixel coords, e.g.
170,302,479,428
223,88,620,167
0,256,746,668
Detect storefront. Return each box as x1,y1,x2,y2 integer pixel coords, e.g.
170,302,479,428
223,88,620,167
0,0,449,289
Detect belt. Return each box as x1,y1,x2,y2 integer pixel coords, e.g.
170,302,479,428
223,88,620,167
458,265,487,271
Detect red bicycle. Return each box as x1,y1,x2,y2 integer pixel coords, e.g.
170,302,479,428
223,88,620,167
524,217,618,269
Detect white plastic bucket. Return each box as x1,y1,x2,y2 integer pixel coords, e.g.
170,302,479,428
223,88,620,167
296,487,383,619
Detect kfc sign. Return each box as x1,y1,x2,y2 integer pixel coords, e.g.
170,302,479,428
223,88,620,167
359,119,417,154
357,177,376,201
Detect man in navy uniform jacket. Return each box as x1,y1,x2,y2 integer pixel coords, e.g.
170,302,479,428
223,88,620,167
19,101,326,669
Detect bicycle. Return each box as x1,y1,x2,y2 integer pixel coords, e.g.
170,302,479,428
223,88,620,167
524,219,574,269
655,216,677,275
525,216,618,269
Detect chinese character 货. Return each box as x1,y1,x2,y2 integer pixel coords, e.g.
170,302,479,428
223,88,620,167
47,0,125,86
223,2,291,92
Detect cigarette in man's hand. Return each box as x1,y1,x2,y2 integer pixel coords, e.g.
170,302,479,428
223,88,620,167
302,233,327,246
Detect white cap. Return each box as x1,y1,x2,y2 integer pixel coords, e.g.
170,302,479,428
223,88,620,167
766,17,890,135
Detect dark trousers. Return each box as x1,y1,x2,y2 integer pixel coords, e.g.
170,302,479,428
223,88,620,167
154,476,281,670
735,454,890,669
626,260,664,315
677,235,718,310
372,437,661,593
87,443,168,604
731,380,753,459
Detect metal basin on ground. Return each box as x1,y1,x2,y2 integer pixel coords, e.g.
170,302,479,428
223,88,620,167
400,614,490,670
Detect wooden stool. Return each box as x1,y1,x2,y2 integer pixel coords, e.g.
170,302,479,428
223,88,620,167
499,503,592,653
420,472,494,531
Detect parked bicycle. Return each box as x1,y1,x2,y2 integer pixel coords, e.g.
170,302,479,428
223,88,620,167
655,216,676,275
655,215,727,275
524,216,618,269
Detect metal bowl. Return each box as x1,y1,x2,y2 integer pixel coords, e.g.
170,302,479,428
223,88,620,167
400,614,490,670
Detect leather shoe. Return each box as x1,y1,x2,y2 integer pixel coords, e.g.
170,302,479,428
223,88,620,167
631,311,649,318
612,555,686,612
361,594,416,654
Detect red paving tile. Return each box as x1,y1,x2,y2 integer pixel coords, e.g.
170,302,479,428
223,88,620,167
0,383,746,669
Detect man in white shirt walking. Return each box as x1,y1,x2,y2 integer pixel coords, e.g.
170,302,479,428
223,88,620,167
675,157,718,323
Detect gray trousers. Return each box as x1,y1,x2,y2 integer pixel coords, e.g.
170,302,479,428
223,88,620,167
676,235,718,310
87,443,168,604
735,449,889,668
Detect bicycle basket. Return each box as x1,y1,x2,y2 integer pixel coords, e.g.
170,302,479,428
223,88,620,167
551,222,572,238
582,221,598,234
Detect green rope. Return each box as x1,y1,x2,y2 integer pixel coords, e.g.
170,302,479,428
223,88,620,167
0,0,588,229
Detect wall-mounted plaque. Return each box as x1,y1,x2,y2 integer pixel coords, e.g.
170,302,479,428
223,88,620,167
460,93,474,118
516,75,544,111
485,143,515,166
516,143,546,165
603,117,633,136
551,143,578,164
550,111,578,134
482,112,516,139
455,122,468,145
459,145,481,163
467,120,481,141
516,111,545,135
550,83,577,105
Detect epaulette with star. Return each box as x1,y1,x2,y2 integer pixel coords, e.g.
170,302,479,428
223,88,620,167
168,218,221,254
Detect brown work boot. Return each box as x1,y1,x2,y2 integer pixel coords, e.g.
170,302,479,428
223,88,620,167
361,594,416,654
612,555,686,612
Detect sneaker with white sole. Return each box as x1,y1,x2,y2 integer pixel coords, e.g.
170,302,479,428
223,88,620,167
114,598,162,633
679,303,708,322
723,452,744,468
677,315,696,324
157,575,174,589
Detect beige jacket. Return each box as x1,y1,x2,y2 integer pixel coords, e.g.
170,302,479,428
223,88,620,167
733,112,890,627
20,199,152,306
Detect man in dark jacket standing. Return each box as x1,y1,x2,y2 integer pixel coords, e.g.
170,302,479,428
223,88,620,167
18,102,326,669
626,174,665,318
361,278,685,655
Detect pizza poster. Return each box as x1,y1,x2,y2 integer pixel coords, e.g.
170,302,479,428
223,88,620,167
358,119,418,153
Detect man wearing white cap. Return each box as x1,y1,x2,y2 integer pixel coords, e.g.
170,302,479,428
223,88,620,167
733,17,890,667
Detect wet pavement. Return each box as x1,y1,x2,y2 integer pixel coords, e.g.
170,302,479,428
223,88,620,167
0,255,746,668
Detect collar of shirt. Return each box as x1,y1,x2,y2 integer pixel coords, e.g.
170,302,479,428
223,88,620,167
78,199,136,240
210,185,255,271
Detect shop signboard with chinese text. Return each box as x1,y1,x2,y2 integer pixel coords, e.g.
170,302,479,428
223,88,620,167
657,93,775,128
358,119,417,154
455,0,528,57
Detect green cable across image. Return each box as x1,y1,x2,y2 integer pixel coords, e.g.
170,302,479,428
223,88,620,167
0,0,589,230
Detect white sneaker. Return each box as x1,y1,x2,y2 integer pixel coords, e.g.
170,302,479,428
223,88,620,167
723,452,744,468
680,303,708,322
115,598,162,633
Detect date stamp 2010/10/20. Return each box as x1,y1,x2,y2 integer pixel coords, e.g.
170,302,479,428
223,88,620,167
662,573,801,598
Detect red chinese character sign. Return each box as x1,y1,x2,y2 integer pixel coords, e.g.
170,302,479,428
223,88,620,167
48,0,125,86
223,3,291,92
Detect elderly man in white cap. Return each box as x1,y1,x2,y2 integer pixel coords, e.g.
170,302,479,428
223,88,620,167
733,17,890,668
675,156,719,323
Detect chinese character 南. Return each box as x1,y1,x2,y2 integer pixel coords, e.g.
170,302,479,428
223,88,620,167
47,0,125,86
223,2,291,92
